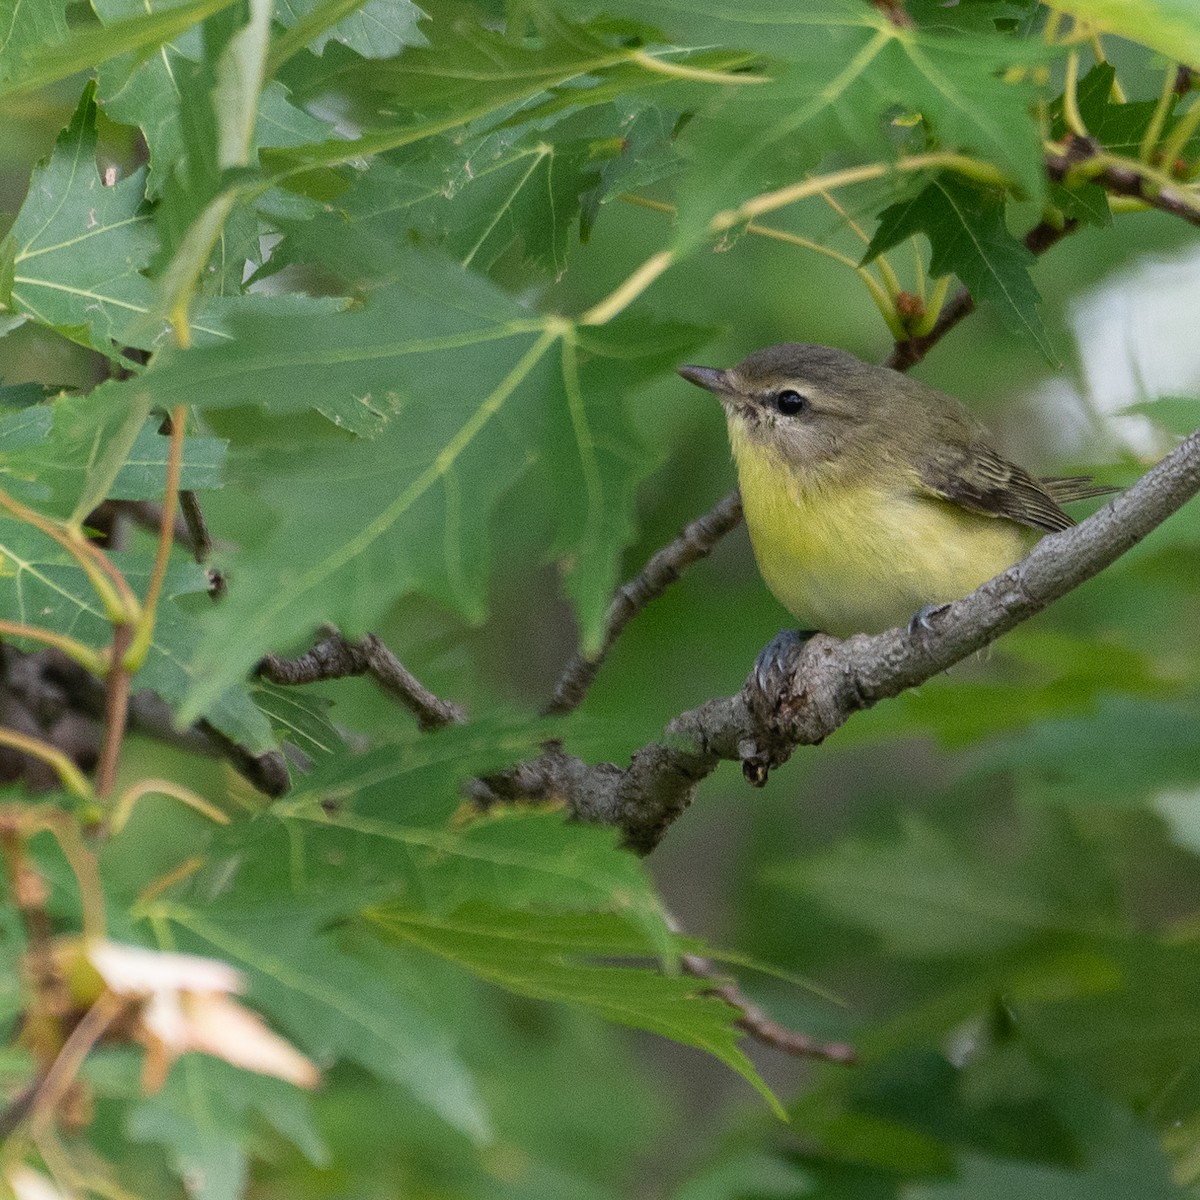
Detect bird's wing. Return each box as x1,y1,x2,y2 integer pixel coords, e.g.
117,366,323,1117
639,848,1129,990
916,443,1076,533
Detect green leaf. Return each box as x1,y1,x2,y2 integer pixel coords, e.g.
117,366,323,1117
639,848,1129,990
554,320,706,649
274,0,426,58
0,403,226,506
776,814,1121,958
864,176,1053,360
151,900,494,1143
1064,62,1200,163
270,715,675,955
142,0,277,338
0,0,69,82
0,0,242,98
3,86,159,353
969,696,1200,807
1124,396,1200,438
119,251,696,718
251,681,347,760
261,117,610,285
555,0,1047,245
368,903,786,1118
127,1055,326,1200
263,0,633,173
841,630,1167,749
94,0,332,199
1049,180,1111,228
669,1151,815,1200
1049,0,1200,69
0,382,52,409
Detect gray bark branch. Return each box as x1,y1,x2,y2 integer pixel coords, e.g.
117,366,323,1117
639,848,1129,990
258,626,465,731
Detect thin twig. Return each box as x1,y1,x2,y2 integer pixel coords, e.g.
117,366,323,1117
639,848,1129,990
681,952,856,1063
127,406,187,669
27,989,126,1140
868,0,913,28
1045,138,1200,227
545,492,744,715
95,623,133,799
178,492,211,559
259,626,465,731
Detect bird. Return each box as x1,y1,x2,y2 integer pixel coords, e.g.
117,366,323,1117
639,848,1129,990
678,343,1114,646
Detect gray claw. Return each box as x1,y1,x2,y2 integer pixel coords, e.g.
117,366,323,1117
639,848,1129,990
907,603,950,637
752,628,817,698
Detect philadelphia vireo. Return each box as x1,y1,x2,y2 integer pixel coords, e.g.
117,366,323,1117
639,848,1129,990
679,343,1113,639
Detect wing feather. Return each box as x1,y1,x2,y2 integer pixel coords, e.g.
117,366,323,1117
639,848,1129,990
917,444,1076,533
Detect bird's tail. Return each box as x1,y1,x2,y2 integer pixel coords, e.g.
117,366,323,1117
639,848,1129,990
1039,475,1120,503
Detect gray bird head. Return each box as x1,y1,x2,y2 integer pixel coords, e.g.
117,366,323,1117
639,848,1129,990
678,343,890,470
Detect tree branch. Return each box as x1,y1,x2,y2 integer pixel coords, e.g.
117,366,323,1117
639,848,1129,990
258,626,465,731
501,430,1200,854
681,952,857,1063
1045,139,1200,228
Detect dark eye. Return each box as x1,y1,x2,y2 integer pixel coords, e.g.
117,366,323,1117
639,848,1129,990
775,389,808,416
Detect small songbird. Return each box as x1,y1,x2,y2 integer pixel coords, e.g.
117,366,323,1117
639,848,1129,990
678,343,1113,640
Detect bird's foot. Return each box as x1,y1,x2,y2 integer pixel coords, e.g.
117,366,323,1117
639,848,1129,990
742,629,817,787
752,628,818,705
907,603,950,637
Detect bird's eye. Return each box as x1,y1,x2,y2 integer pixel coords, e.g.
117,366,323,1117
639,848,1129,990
775,389,808,416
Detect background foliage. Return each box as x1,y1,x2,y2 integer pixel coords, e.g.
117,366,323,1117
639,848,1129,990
1,0,1200,1196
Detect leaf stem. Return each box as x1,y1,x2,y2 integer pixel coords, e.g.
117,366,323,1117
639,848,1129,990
0,620,107,675
0,490,139,625
109,779,229,835
1061,50,1088,138
125,407,187,671
618,195,903,338
589,153,1013,324
27,990,125,1140
1086,35,1126,102
1159,97,1200,175
96,625,133,798
910,237,926,300
580,250,675,325
627,47,769,85
1141,64,1180,163
911,274,952,337
0,730,93,800
818,187,904,298
725,152,1013,226
25,808,107,941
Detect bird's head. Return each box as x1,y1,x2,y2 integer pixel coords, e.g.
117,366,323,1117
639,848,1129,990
678,343,883,469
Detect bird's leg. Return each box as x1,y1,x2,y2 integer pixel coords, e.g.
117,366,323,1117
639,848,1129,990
752,628,818,699
740,629,819,787
907,603,950,637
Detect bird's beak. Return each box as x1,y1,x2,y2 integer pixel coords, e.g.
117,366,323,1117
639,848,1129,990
677,364,731,395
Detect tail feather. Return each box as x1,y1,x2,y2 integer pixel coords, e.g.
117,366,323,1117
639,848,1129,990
1039,474,1120,504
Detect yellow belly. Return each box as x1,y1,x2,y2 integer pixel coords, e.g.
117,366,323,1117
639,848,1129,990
734,444,1034,637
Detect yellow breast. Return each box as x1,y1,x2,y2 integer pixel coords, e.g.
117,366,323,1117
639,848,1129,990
730,430,1035,637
